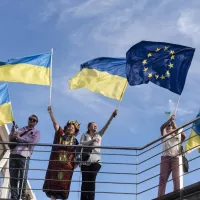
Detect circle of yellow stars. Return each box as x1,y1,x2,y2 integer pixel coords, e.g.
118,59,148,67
142,46,175,80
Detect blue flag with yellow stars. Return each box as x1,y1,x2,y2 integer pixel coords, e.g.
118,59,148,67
126,41,195,95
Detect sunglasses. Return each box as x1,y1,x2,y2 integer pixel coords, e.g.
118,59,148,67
29,117,38,123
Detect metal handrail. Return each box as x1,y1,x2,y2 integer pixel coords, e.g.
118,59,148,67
1,116,199,199
1,116,199,151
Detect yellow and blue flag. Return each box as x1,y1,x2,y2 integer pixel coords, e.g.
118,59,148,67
0,53,51,86
0,84,14,126
126,41,195,95
185,112,200,153
69,57,127,100
165,111,172,117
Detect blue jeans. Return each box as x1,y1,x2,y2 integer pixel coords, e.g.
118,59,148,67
9,154,30,200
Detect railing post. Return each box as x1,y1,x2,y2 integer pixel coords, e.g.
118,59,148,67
136,150,138,200
178,128,184,200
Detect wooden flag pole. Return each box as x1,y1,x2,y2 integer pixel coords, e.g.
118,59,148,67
116,81,128,110
49,48,53,106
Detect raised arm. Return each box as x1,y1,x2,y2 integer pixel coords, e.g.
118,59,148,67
160,114,175,136
98,110,118,137
48,106,59,132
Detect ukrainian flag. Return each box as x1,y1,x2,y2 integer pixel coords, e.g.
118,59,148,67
69,57,127,100
0,84,14,126
0,53,51,86
185,112,200,153
165,112,172,117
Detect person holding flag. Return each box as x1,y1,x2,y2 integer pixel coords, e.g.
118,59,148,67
80,109,118,200
9,114,40,200
158,114,186,197
43,106,80,200
0,83,40,199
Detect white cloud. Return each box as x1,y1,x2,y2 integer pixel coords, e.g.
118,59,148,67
65,1,179,56
65,0,122,18
41,0,72,22
129,127,137,134
168,99,193,116
177,10,200,44
40,0,200,120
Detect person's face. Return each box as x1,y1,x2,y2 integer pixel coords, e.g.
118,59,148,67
65,124,76,135
88,123,98,133
166,124,173,133
28,116,38,127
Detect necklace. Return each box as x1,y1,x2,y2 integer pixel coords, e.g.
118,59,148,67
61,135,74,145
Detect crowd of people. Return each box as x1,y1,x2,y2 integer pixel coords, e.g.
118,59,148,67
8,108,185,200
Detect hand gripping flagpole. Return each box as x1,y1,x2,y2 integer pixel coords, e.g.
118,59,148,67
116,80,128,110
49,48,53,106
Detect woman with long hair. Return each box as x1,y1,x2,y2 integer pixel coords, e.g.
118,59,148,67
80,109,118,200
43,106,80,200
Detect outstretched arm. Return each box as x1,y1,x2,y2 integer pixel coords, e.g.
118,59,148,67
98,110,118,137
160,114,175,136
48,106,59,132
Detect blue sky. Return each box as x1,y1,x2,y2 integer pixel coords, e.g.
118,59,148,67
1,0,200,199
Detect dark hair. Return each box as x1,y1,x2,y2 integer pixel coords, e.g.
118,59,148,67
31,114,38,122
64,123,79,136
87,122,95,134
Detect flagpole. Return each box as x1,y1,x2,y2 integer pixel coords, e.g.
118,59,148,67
174,95,181,115
116,81,128,110
49,48,53,106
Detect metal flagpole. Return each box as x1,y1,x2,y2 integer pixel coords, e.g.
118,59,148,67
116,81,128,110
49,48,53,106
174,95,181,115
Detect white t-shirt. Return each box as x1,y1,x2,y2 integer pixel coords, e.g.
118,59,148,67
80,131,103,166
162,130,180,156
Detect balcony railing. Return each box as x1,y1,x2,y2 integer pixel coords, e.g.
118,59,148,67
0,117,200,200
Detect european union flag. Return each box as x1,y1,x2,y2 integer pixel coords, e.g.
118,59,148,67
126,41,195,94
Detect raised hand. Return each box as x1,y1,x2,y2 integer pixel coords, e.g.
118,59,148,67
171,114,175,121
48,106,52,113
112,110,118,118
